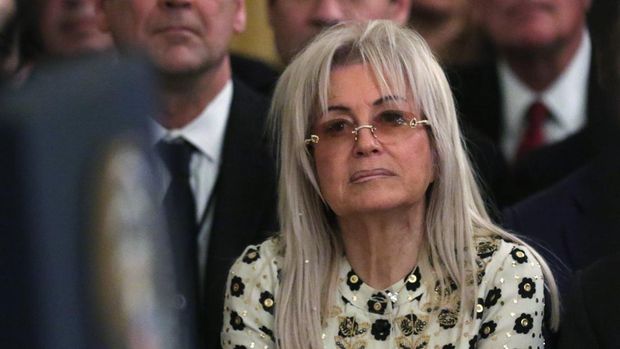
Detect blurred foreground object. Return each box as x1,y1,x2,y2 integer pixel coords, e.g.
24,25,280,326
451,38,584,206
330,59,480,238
0,55,183,348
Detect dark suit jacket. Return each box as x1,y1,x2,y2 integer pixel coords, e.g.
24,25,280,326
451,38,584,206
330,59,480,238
558,252,620,349
230,54,280,97
203,79,278,349
502,157,620,296
449,53,611,205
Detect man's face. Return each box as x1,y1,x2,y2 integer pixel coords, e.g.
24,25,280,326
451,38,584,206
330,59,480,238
473,0,590,54
98,0,245,75
269,0,410,64
41,0,113,57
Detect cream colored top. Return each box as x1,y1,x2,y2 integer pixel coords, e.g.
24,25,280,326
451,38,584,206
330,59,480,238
221,235,547,349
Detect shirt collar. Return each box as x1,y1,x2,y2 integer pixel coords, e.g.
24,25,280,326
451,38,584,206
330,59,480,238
499,29,590,136
337,255,428,315
150,80,233,164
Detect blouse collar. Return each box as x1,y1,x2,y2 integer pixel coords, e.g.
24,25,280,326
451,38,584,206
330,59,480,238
337,256,430,316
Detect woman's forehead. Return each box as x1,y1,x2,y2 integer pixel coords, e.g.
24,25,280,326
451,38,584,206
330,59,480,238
325,64,414,106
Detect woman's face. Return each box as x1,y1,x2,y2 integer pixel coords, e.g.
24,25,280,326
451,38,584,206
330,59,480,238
40,0,113,57
311,63,435,218
0,0,16,31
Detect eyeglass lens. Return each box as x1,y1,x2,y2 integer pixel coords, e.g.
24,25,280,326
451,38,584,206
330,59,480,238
311,110,425,147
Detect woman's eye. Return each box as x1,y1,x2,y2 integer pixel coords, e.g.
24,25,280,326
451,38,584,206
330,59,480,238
322,120,352,136
378,110,408,126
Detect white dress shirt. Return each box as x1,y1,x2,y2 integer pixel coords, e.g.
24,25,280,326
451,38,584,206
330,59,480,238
151,80,233,283
498,30,591,161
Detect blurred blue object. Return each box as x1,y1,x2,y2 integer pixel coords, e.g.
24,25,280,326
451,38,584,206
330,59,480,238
0,54,183,349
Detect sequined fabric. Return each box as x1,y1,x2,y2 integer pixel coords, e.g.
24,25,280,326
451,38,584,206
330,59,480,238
221,236,547,349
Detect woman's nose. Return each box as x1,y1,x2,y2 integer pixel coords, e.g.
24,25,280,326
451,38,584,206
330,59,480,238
353,125,381,156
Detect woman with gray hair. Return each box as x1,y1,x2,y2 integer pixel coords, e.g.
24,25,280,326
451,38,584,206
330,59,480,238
221,20,559,349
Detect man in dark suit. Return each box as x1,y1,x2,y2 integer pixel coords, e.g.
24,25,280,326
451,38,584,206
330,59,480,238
502,156,620,294
96,0,277,348
501,107,620,347
503,0,620,331
450,0,611,205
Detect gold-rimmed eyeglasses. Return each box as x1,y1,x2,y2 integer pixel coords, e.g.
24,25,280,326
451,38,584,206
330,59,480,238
304,110,431,147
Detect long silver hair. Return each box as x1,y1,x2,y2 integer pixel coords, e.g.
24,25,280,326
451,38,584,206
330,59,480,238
270,20,559,349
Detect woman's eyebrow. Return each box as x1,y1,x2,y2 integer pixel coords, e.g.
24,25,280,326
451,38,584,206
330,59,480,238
327,96,406,111
326,105,351,112
373,95,406,106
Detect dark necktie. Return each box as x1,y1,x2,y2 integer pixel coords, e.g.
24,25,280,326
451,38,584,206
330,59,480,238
516,101,549,160
157,138,202,347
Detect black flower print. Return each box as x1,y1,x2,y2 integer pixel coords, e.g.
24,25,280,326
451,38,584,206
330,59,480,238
442,345,455,349
518,277,536,299
346,270,362,291
475,298,485,319
233,346,247,349
404,267,422,291
397,314,427,336
242,247,260,264
485,287,502,308
367,293,388,315
338,316,367,337
479,320,497,338
371,319,391,340
259,326,275,343
514,313,534,334
511,248,528,264
438,308,458,329
415,342,427,349
468,335,478,349
229,311,245,331
259,291,275,314
230,276,245,297
476,239,498,258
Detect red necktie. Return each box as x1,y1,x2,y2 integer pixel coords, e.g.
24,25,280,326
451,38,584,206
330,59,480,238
516,101,549,160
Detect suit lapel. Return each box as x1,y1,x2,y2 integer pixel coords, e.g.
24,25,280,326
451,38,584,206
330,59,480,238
209,80,276,256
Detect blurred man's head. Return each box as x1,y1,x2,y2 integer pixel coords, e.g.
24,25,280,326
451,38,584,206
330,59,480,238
0,0,18,81
0,0,16,31
40,0,113,57
97,0,246,77
472,0,590,57
268,0,411,64
410,0,464,19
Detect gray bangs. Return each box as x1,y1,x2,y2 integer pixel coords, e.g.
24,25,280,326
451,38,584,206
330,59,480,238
311,21,447,126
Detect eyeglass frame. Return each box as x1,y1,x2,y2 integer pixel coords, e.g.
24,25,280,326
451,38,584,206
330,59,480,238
304,113,431,146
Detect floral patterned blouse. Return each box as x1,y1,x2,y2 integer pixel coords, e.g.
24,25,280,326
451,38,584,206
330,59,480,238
221,235,548,349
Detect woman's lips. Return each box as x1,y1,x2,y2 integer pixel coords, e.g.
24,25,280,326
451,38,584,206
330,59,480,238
349,168,395,183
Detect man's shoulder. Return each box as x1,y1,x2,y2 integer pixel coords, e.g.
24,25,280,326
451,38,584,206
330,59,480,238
231,54,280,97
446,60,499,96
229,77,272,130
231,77,270,109
503,164,593,226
